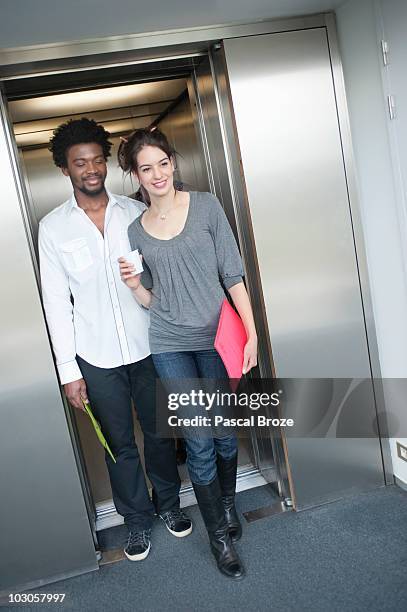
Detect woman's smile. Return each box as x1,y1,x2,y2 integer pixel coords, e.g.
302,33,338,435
152,178,168,189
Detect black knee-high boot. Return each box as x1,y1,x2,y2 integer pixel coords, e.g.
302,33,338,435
217,453,242,542
192,477,245,580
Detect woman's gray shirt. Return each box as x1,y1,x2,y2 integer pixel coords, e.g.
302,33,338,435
127,191,243,354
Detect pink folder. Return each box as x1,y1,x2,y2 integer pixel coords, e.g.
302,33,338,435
214,298,247,382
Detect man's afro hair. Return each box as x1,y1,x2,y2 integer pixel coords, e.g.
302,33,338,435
49,117,112,168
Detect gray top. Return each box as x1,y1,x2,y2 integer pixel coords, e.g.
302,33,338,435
128,191,244,353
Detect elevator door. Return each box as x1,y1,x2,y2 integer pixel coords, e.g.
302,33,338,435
0,88,98,592
7,63,274,528
220,28,385,508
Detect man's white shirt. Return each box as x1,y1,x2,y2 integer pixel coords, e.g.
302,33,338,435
38,191,150,385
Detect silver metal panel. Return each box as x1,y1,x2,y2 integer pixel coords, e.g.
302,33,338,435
0,92,97,592
243,500,291,523
156,92,210,192
191,57,239,228
0,16,327,72
224,28,371,379
223,27,385,508
208,47,276,377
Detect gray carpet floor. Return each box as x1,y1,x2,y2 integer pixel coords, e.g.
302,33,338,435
8,484,407,612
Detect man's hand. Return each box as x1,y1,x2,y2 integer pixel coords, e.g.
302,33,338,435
64,378,88,411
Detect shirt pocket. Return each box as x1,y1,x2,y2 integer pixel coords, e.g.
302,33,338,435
60,238,93,272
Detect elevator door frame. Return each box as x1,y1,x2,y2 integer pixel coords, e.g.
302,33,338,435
1,51,284,531
0,11,393,518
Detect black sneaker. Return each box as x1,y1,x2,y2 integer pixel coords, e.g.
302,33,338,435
159,509,192,538
124,529,151,561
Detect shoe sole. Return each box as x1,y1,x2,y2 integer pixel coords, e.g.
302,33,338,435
124,541,151,561
220,569,245,580
160,517,193,538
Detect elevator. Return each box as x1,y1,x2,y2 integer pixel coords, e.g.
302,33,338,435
4,54,276,535
0,13,390,594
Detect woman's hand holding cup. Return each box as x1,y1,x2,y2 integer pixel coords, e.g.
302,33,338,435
118,250,143,289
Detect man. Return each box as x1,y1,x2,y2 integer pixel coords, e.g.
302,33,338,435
38,118,192,561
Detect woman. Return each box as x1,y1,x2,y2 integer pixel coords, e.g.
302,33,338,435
118,128,257,580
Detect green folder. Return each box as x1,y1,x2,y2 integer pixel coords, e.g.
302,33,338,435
82,399,116,463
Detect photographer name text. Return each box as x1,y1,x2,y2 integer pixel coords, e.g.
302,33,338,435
168,415,294,428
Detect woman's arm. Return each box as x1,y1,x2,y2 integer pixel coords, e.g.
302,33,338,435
228,281,258,374
206,195,257,374
131,283,152,309
118,257,152,309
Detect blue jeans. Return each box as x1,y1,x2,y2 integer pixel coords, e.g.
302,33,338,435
152,349,238,485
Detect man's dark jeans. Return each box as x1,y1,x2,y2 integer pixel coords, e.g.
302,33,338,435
77,354,181,532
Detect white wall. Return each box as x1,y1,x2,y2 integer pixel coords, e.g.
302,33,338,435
336,0,407,484
378,0,407,485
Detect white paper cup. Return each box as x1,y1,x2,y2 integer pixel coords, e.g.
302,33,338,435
124,249,143,275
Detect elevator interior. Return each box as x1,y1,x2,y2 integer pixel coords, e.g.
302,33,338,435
6,55,273,531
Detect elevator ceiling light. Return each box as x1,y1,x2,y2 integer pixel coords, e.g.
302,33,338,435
9,79,187,123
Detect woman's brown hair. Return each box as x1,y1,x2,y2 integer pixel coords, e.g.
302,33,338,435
118,127,175,174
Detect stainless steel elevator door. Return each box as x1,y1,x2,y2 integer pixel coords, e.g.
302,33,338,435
0,90,98,593
224,28,371,378
222,28,385,508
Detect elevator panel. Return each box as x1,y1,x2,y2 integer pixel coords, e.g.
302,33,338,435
0,91,98,593
223,28,385,507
